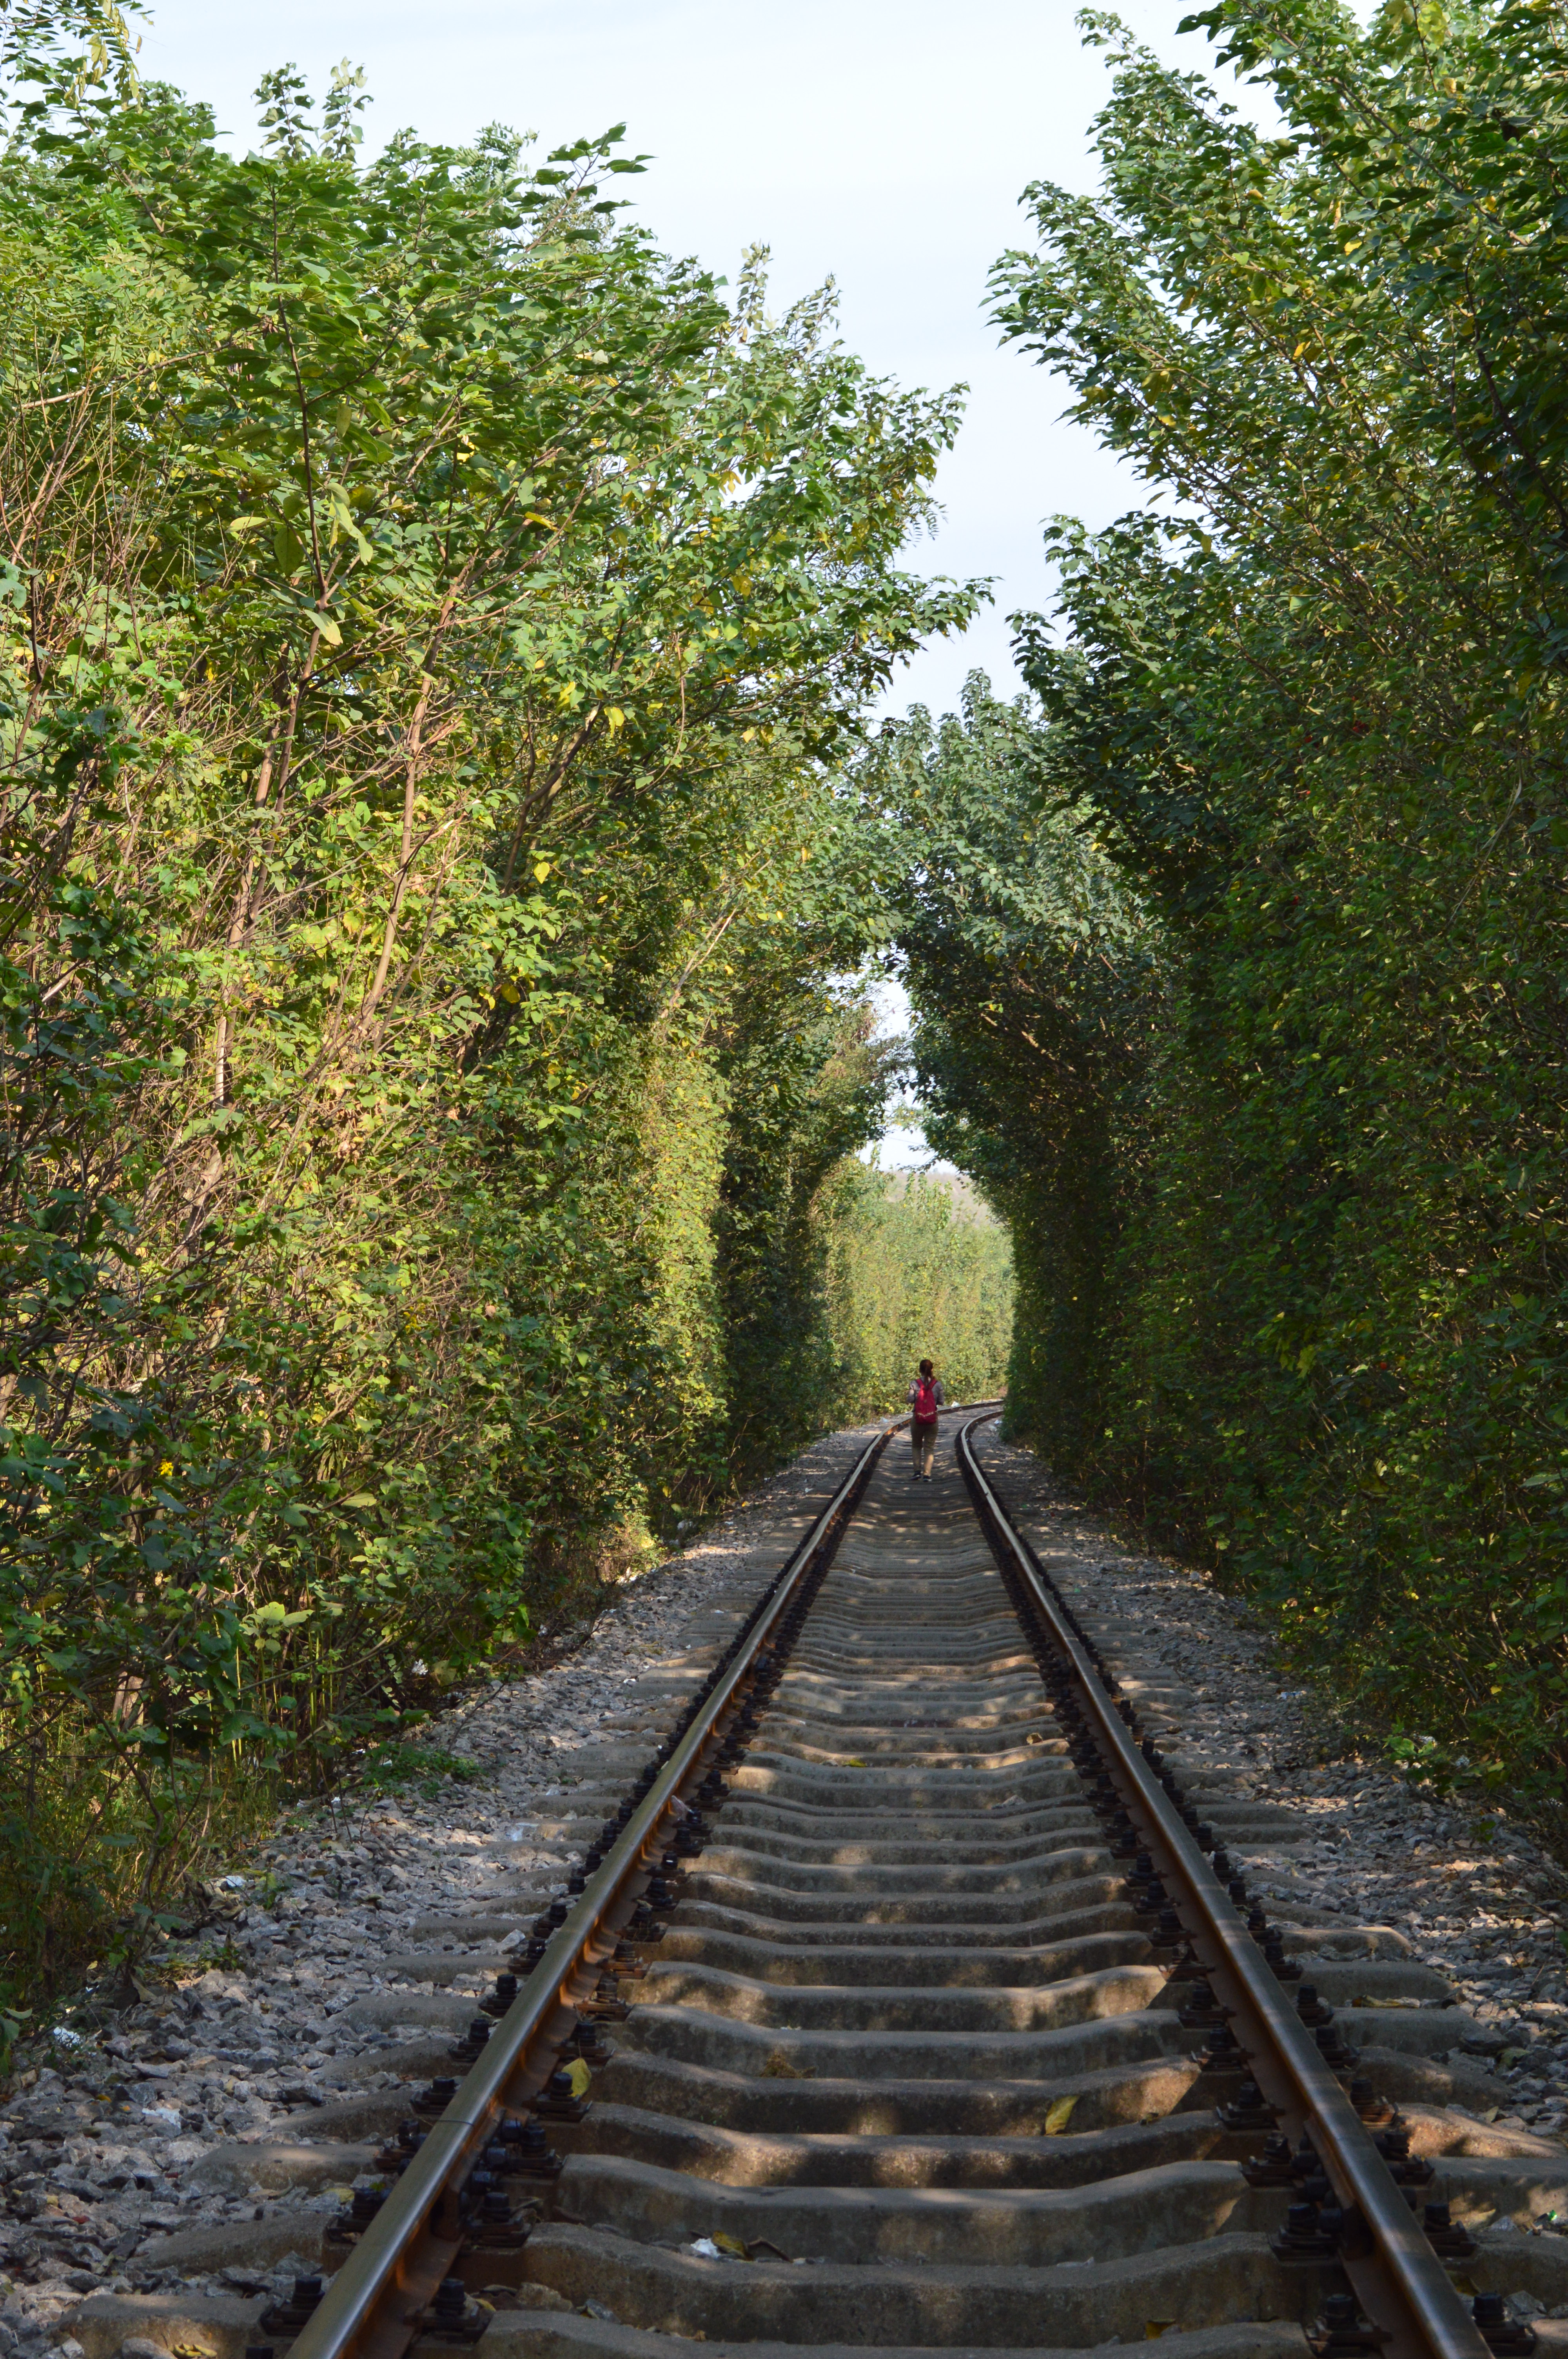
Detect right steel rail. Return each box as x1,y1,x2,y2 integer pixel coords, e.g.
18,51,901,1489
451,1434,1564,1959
956,1412,1488,2359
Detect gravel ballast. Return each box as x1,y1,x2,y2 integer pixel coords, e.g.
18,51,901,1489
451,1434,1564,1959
3,1410,1564,2359
977,1428,1568,2148
0,1427,880,2357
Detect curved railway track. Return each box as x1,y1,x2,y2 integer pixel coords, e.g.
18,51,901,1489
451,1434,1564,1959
82,1411,1568,2359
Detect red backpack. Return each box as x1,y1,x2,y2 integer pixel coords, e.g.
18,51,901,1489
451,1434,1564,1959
914,1377,938,1422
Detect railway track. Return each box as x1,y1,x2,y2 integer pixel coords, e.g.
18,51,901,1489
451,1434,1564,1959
63,1410,1568,2359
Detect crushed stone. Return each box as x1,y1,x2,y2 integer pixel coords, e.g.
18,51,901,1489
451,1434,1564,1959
0,1425,882,2347
980,1427,1568,2149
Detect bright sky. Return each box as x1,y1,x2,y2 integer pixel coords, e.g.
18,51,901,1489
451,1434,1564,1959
135,0,1236,1169
134,0,1229,717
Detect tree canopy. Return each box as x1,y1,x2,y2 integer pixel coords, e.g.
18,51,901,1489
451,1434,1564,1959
873,0,1568,1807
0,3,982,1989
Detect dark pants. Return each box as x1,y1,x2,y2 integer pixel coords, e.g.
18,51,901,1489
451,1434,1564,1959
912,1419,938,1476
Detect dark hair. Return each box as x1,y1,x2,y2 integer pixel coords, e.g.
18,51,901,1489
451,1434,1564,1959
918,1358,934,1378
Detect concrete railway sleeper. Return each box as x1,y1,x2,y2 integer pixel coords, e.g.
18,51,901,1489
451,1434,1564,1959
64,1412,1568,2359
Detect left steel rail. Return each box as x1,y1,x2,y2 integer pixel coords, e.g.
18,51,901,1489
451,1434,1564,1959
287,1420,895,2359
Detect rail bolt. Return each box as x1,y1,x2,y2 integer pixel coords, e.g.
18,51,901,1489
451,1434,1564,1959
1354,2080,1399,2127
1177,1979,1225,2026
1372,2123,1432,2186
1308,2292,1391,2355
1240,2128,1295,2181
535,2066,591,2123
1314,2021,1357,2070
1474,2294,1536,2355
432,2277,470,2326
506,2116,564,2176
1422,2197,1477,2259
1217,2077,1279,2134
1151,1908,1185,1947
482,1972,519,2018
258,2277,325,2336
1271,2199,1341,2259
1194,2025,1248,2073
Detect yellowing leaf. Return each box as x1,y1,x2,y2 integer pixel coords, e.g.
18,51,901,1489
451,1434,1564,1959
760,2050,815,2079
1044,2096,1078,2134
564,2056,592,2097
713,2232,750,2259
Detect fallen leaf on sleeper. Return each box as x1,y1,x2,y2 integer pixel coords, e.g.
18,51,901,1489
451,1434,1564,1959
761,2050,815,2078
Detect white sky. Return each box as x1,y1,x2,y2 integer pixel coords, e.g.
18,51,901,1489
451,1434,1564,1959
134,0,1241,1165
861,972,933,1172
133,0,1233,716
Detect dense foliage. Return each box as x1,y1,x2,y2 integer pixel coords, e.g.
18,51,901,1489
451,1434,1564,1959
881,0,1568,1806
0,4,980,1993
821,1162,1014,1416
861,682,1152,1457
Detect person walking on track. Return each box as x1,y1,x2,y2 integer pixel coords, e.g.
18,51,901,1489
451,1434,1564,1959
907,1358,945,1481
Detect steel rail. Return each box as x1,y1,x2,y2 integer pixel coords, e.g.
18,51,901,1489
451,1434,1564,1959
287,1419,898,2359
956,1411,1487,2359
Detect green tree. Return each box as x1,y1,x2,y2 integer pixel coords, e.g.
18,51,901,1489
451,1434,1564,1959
0,13,982,1993
858,678,1152,1452
820,1161,1014,1418
877,0,1568,1803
